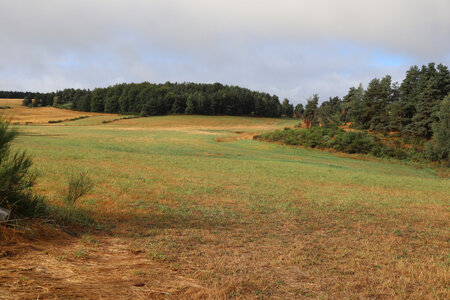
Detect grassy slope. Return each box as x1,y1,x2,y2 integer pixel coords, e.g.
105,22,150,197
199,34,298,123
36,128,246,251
3,114,449,298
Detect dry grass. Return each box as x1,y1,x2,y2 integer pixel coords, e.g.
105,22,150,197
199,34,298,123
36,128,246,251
0,98,115,125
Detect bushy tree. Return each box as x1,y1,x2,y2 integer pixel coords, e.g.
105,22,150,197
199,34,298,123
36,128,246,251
0,118,46,217
342,84,364,126
427,94,450,161
294,103,304,119
303,94,319,128
317,96,342,128
22,95,32,107
281,98,294,117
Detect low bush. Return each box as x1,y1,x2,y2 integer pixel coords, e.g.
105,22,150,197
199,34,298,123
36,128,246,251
256,126,410,160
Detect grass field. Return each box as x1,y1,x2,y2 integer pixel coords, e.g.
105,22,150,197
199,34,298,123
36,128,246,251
0,100,449,299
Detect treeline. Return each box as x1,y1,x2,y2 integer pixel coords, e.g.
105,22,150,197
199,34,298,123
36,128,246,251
17,82,290,118
294,62,450,162
0,90,31,99
298,63,449,136
2,62,448,161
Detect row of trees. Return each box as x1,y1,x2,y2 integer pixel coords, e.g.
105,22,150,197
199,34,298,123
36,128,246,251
301,62,449,161
303,63,449,136
17,82,296,118
0,91,29,99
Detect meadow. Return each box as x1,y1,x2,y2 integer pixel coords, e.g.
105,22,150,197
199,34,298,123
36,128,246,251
0,99,449,299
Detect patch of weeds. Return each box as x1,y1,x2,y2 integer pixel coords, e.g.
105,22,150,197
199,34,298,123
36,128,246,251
147,251,166,261
73,248,88,259
171,263,179,271
81,234,100,245
393,229,403,236
255,289,271,297
275,279,286,286
83,198,97,207
19,276,30,284
134,270,146,276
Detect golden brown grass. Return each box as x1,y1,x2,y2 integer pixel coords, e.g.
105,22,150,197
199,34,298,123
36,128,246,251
0,98,116,125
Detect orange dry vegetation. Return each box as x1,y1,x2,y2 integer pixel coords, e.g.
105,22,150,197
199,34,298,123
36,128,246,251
1,226,211,299
0,99,115,124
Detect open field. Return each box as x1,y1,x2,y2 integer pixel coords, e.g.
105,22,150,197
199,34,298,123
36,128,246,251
0,99,116,125
0,102,449,299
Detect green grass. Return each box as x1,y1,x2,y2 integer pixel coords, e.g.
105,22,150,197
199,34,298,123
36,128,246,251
10,115,450,298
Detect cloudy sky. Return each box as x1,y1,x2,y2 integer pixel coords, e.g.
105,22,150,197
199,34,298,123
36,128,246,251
0,0,449,104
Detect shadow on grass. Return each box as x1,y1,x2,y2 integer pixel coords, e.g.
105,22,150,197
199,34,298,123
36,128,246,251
57,203,241,237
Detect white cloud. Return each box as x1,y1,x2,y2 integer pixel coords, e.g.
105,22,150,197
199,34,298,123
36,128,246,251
0,0,449,103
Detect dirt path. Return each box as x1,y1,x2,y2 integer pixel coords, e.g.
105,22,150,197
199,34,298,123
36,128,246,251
0,235,210,299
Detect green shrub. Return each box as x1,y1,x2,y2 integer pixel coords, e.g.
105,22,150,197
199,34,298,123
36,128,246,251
257,126,413,161
63,171,94,222
0,118,46,217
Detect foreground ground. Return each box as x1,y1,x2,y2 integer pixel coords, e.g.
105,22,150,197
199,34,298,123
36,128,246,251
0,100,449,299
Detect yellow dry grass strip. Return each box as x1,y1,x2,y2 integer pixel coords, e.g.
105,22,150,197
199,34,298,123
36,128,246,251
0,104,116,124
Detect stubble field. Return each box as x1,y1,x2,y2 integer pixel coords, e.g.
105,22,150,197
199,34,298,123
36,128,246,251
0,99,449,299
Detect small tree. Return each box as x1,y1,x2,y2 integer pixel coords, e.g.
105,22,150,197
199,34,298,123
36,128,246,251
294,103,304,119
22,95,32,107
281,98,294,118
303,94,319,128
0,118,46,217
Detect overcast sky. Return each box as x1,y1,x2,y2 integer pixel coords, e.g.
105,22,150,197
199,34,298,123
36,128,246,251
0,0,449,104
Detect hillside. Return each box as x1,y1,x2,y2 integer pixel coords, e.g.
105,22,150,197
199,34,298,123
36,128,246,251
0,101,448,298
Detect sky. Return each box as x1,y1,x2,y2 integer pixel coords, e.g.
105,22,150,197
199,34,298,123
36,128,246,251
0,0,449,104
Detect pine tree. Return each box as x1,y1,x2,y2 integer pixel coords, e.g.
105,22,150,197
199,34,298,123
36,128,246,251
408,78,441,138
281,98,294,117
303,94,319,128
427,94,450,161
294,103,304,119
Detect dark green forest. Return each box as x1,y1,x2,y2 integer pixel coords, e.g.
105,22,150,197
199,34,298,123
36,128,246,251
0,91,29,99
19,82,286,118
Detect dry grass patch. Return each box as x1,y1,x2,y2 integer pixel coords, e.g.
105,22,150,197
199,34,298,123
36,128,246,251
0,99,116,124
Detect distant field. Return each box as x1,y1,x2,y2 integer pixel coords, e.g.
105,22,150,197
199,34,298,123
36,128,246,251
0,98,116,124
0,105,449,298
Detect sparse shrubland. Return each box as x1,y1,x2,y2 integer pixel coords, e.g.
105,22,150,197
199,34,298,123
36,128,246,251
255,126,414,160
